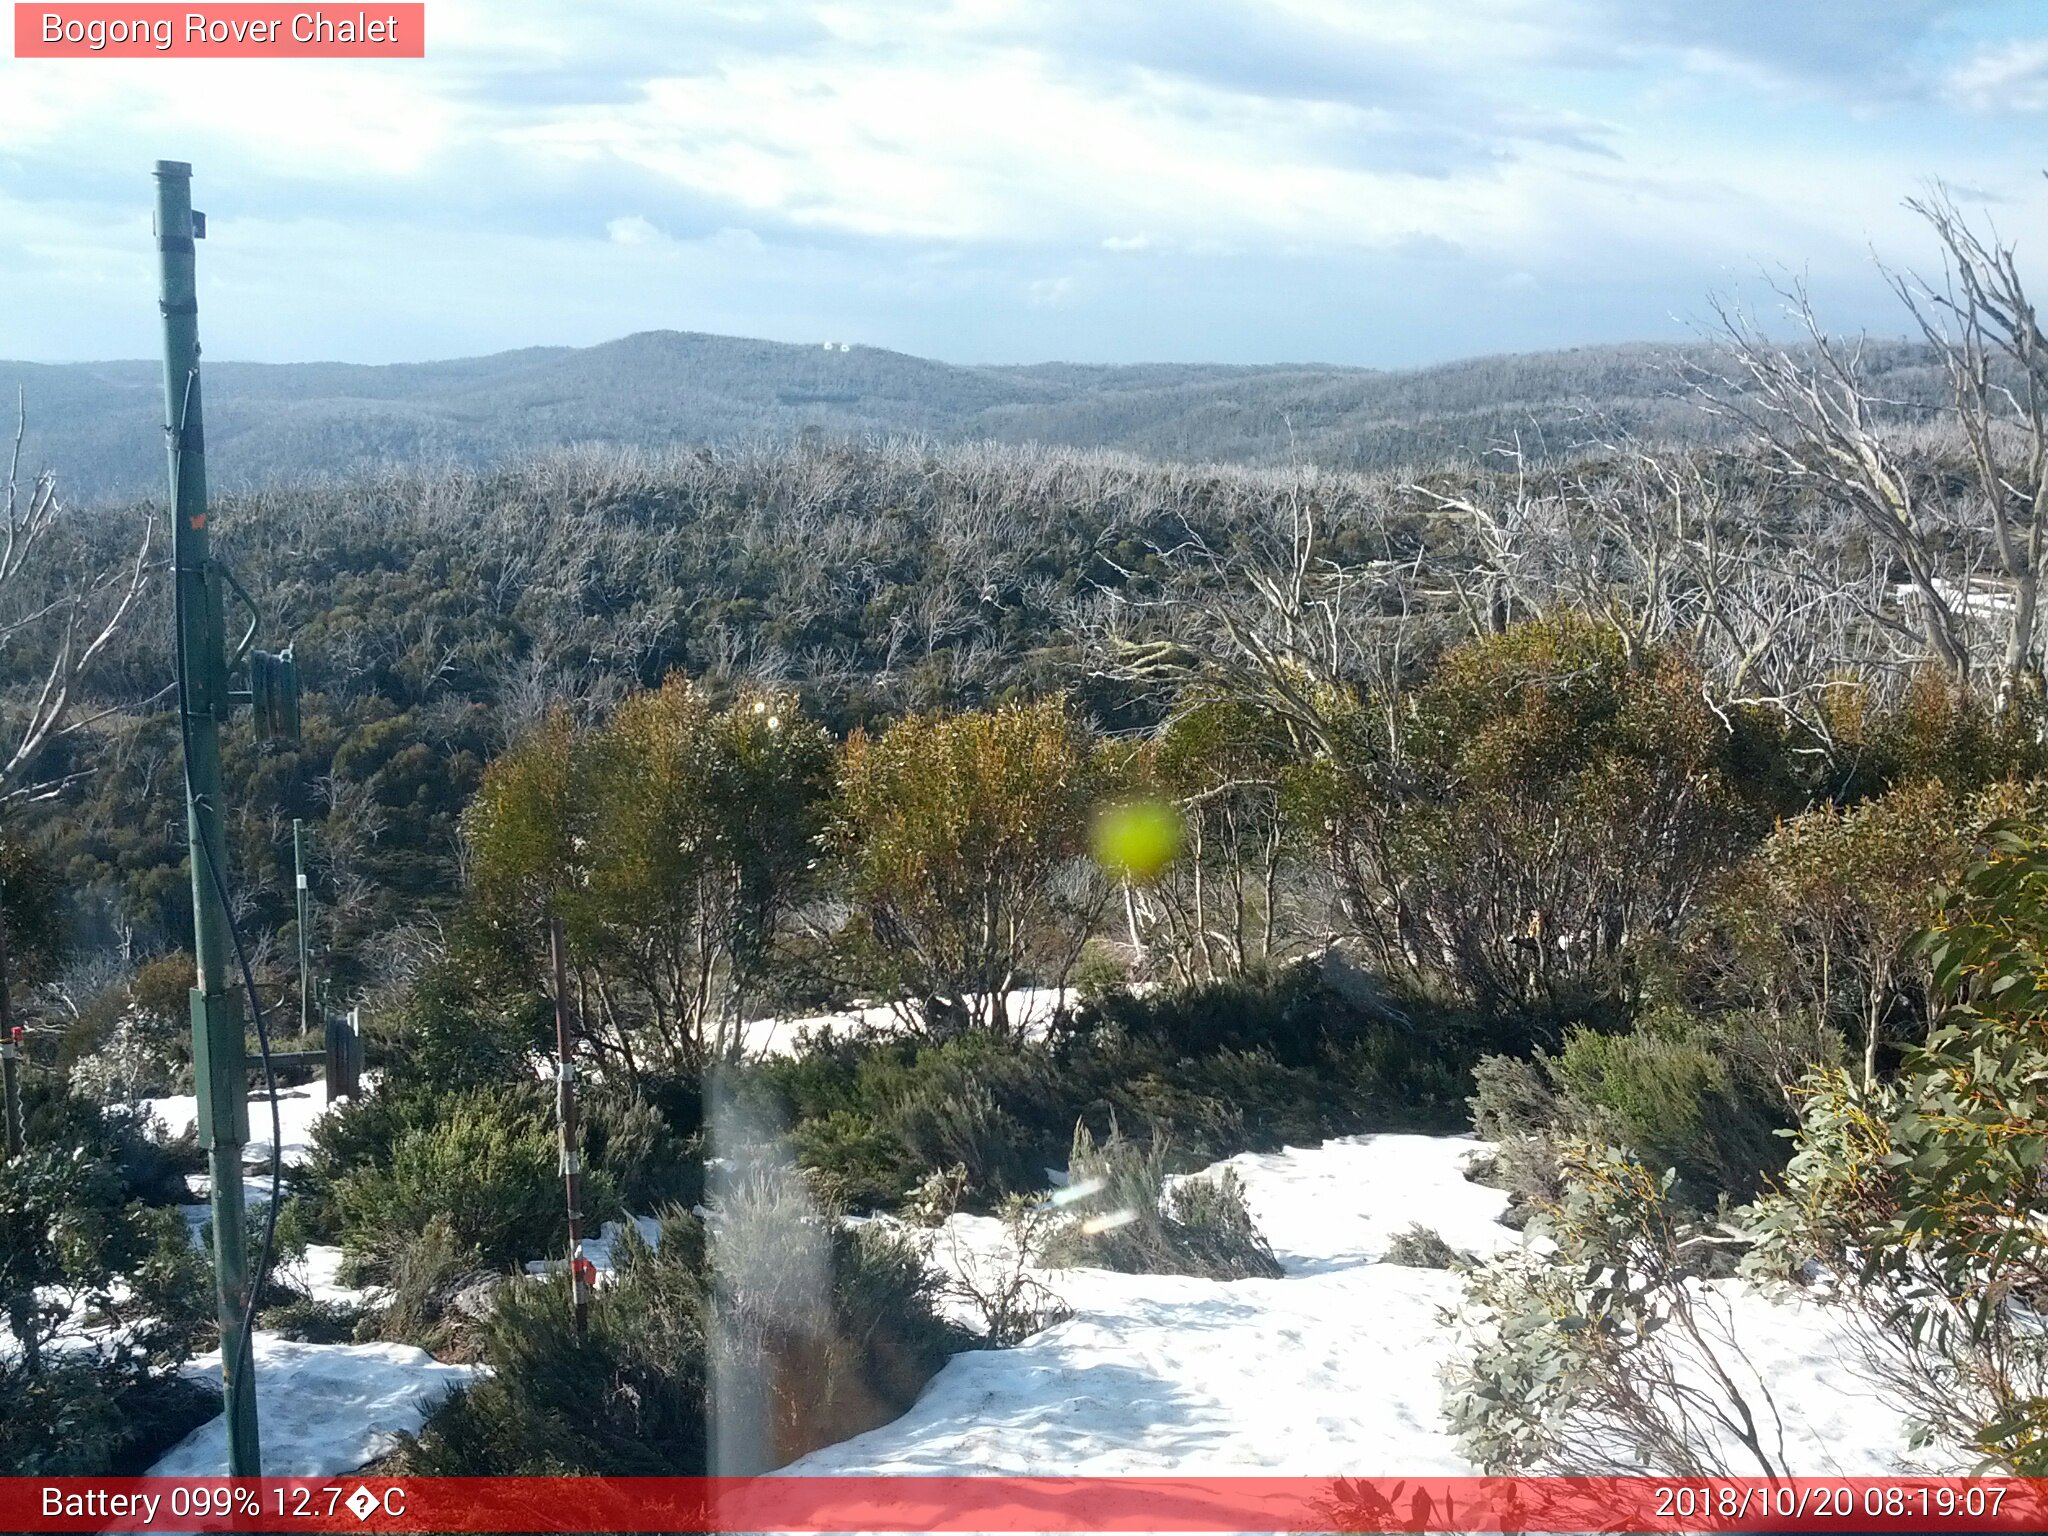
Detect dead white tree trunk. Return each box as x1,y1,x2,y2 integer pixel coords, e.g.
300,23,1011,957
0,394,154,804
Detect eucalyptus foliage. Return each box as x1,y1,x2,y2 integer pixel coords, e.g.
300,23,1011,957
1745,821,2048,1471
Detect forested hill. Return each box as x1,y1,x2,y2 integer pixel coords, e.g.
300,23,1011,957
2,330,1945,501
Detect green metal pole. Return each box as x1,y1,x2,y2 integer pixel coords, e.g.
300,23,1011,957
294,818,310,1040
1,882,21,1160
156,158,261,1477
1,1030,20,1160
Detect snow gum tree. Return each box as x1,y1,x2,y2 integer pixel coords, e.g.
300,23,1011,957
1745,820,2048,1472
1312,614,1769,1018
834,698,1113,1038
1119,697,1315,986
463,678,834,1074
1700,780,1986,1093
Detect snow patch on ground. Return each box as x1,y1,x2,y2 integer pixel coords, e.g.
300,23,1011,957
741,988,1073,1058
134,1130,1922,1480
289,1244,384,1309
146,1080,349,1170
150,1336,473,1477
791,1133,1918,1477
523,1215,665,1280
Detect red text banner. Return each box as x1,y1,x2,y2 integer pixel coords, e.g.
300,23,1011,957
4,1476,2046,1533
14,5,425,57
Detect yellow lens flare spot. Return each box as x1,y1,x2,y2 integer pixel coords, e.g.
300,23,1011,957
1092,798,1181,883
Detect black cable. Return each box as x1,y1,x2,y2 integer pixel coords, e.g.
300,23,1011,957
169,365,282,1409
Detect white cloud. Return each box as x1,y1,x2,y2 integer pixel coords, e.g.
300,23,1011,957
1946,38,2048,114
1,0,2044,365
607,214,662,244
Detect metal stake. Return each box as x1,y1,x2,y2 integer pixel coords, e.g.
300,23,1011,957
294,817,311,1041
550,917,590,1337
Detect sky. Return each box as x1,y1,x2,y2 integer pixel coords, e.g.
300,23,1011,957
2,0,2046,368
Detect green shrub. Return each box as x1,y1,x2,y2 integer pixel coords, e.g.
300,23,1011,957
1044,1122,1282,1280
0,1360,221,1477
21,1079,202,1208
746,1026,883,1123
1381,1224,1471,1269
766,1032,1066,1212
754,965,1475,1222
1115,1048,1326,1156
1103,1072,1250,1163
1329,1022,1473,1126
581,1087,704,1213
1551,1019,1787,1204
355,1214,482,1349
396,1214,709,1475
293,1085,419,1241
0,1100,214,1476
197,1202,308,1310
1164,1167,1284,1278
335,1091,610,1275
1076,965,1474,1146
1080,964,1338,1068
375,954,550,1101
402,1184,968,1476
887,1078,1040,1199
258,1296,367,1345
289,956,552,1244
0,1359,130,1475
1468,1011,1791,1215
303,1072,682,1250
789,1109,919,1213
1467,1053,1567,1217
1468,1054,1556,1144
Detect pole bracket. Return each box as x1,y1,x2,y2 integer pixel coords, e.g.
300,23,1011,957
189,988,249,1148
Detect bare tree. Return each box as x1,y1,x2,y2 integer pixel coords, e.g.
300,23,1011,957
1690,286,1976,686
1893,185,2048,712
1088,470,1430,760
0,395,154,803
1690,188,2048,709
1413,431,1922,739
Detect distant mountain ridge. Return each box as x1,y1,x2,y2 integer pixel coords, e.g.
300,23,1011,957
1,329,1942,502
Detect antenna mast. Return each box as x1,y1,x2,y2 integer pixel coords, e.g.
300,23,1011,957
156,158,261,1476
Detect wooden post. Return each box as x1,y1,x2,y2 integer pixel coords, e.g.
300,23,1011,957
550,917,590,1337
322,1013,361,1105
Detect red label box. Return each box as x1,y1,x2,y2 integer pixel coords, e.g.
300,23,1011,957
14,3,425,56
